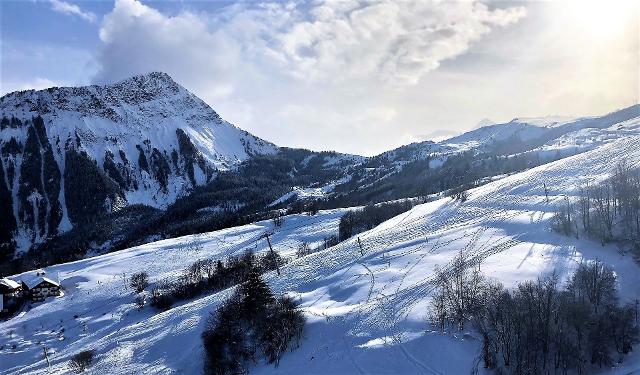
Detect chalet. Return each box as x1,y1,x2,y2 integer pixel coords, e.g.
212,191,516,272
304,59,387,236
21,271,61,302
0,278,22,297
0,278,22,313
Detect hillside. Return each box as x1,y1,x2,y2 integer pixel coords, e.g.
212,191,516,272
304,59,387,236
1,135,639,374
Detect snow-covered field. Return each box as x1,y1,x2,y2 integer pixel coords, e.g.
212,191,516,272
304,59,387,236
2,136,640,374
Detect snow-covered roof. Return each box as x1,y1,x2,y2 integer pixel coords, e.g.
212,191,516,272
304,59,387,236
21,275,60,290
0,278,21,290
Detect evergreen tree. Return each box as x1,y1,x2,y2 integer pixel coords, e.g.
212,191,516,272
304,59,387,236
239,269,274,321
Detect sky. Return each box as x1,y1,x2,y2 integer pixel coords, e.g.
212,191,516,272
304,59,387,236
1,0,638,156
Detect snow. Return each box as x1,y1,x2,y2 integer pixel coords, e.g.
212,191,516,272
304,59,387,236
533,116,640,155
269,175,352,207
2,134,640,374
440,121,548,153
512,115,586,128
0,208,348,374
438,107,636,153
0,278,21,290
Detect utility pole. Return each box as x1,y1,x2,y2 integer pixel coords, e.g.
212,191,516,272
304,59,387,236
264,233,280,276
42,346,50,370
543,182,549,203
357,237,364,256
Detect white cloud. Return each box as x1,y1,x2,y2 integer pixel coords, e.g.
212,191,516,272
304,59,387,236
269,1,526,85
90,0,528,155
94,0,261,100
23,77,60,90
49,0,97,23
5,0,636,156
95,0,525,87
1,78,62,95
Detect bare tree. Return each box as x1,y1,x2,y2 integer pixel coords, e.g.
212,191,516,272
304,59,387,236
130,271,149,293
69,350,95,373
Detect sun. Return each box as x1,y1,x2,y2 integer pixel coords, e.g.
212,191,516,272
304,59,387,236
567,0,638,38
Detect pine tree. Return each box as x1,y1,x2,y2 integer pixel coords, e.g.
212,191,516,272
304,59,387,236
239,269,274,321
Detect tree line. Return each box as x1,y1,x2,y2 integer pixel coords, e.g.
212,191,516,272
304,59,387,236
429,253,638,374
553,161,640,247
327,147,567,208
128,248,286,310
338,200,416,241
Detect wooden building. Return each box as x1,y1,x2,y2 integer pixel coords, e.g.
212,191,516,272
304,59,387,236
21,272,61,302
0,278,22,297
0,278,22,313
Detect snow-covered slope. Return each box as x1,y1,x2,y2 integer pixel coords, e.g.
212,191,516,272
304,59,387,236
0,208,348,374
0,72,277,251
439,104,639,151
442,121,547,150
2,135,639,374
533,116,640,156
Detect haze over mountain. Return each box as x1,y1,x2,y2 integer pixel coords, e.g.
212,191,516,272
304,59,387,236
472,118,495,130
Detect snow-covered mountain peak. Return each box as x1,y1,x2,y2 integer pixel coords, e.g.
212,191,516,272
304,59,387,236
0,71,225,131
471,118,495,129
0,73,277,252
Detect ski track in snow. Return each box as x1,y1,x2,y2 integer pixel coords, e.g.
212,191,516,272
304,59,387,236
1,136,640,374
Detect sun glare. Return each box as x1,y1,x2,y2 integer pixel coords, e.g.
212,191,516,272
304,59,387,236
568,0,638,37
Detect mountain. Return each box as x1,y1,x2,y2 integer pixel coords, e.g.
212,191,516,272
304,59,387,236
410,129,460,142
1,74,640,374
2,73,637,273
440,105,639,152
314,104,639,206
0,72,277,255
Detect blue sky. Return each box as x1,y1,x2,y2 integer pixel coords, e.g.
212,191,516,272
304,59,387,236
1,1,230,90
1,0,638,155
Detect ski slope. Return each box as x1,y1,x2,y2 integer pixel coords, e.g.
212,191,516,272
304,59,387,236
2,136,640,374
0,209,347,374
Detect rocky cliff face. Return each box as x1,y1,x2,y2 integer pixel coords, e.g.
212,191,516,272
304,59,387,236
0,72,277,255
